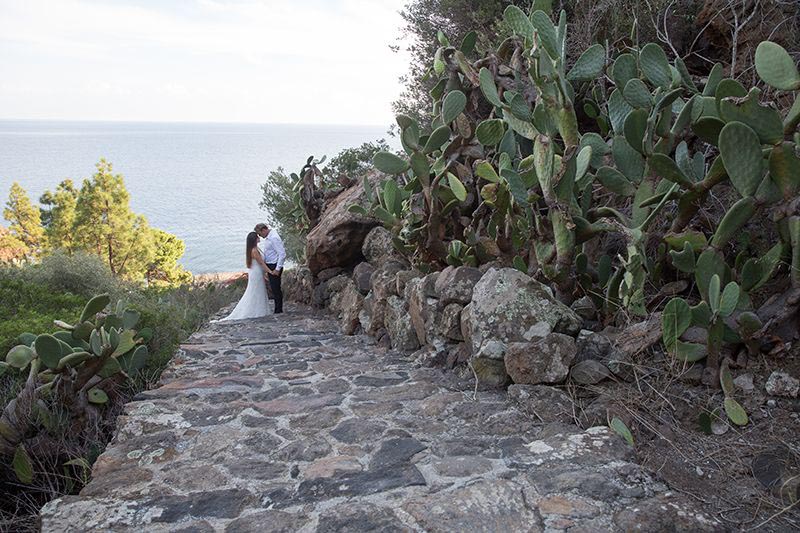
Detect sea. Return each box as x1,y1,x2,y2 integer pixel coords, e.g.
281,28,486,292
0,120,394,274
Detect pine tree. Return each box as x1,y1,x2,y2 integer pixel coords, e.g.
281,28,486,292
146,228,192,285
3,181,45,259
0,225,27,263
40,179,79,252
72,160,155,279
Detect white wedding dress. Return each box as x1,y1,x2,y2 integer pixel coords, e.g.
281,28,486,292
215,262,272,321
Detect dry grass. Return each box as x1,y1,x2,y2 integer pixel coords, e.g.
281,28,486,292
570,344,800,532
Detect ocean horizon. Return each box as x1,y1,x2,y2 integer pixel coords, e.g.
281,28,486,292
0,119,395,274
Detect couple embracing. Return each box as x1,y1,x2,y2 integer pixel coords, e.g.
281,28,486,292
217,223,286,321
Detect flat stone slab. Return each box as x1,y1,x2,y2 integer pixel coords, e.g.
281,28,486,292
40,305,722,532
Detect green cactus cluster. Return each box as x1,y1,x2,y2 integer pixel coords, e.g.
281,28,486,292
0,294,152,483
339,7,800,387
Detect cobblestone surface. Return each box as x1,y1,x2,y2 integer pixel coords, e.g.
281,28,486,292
41,305,722,532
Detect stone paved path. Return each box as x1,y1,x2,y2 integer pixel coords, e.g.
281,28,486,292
41,306,722,532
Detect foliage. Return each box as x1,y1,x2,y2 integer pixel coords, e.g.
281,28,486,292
324,139,391,182
0,226,26,264
21,251,121,299
0,262,243,522
358,6,800,389
0,293,153,468
3,182,44,260
393,0,526,126
260,167,310,262
2,160,191,286
146,229,192,286
71,160,157,279
393,0,800,131
0,276,85,357
39,179,78,252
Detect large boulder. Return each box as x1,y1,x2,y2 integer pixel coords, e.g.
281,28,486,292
463,268,582,361
329,278,364,335
384,296,420,352
305,173,380,275
434,266,483,307
504,333,578,385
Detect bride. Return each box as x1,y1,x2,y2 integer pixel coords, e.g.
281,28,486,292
215,231,274,321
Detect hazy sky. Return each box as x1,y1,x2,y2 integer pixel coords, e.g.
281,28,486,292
0,0,410,125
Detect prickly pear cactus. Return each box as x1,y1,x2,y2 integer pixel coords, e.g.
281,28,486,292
1,294,153,480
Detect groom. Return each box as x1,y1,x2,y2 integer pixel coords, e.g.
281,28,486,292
254,223,286,314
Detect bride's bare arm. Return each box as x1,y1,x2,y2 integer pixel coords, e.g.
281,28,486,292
252,249,274,275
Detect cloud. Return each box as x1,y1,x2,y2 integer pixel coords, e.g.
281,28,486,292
0,0,410,124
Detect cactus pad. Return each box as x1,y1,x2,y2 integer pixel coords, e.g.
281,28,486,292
442,90,467,124
719,88,784,145
567,43,605,82
639,43,672,88
623,78,653,109
755,41,800,91
475,119,506,146
373,152,409,175
719,122,764,198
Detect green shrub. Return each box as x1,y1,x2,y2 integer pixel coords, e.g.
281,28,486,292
20,251,121,298
0,277,84,355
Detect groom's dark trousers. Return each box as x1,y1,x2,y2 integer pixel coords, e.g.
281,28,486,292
267,263,283,313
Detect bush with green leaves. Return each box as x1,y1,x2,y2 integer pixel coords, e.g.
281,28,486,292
349,5,800,391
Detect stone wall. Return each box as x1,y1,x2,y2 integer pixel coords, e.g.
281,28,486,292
283,226,649,395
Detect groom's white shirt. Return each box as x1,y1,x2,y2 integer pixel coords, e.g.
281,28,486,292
261,229,286,270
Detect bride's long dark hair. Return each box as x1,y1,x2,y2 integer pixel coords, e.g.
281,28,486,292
245,231,259,268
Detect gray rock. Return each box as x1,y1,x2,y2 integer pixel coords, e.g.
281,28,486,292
434,266,483,306
317,267,345,283
328,279,364,335
317,503,409,533
570,360,613,385
439,303,464,341
330,418,387,444
362,260,406,335
407,274,443,347
504,333,578,385
384,295,420,352
733,373,754,392
575,330,613,363
358,292,375,332
765,371,799,398
471,357,511,388
395,269,422,296
352,262,375,295
464,268,582,360
571,296,596,320
225,510,309,532
614,494,724,532
361,226,398,266
313,274,350,309
507,384,574,423
403,479,542,532
281,266,313,305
